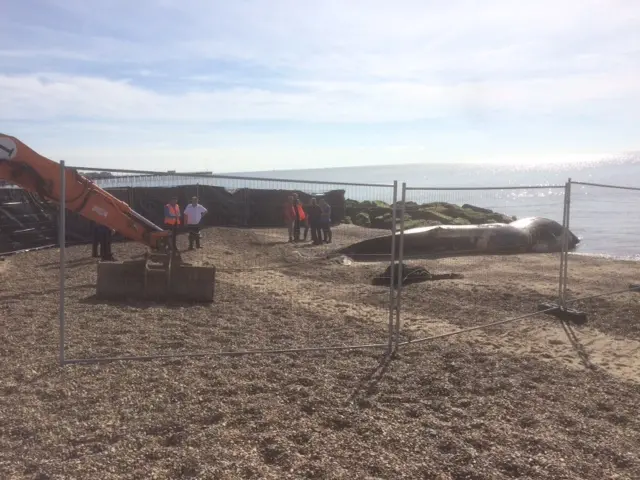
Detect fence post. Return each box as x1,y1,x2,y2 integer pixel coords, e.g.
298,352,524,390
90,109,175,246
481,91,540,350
59,160,66,367
388,181,398,354
562,178,572,306
394,183,407,346
557,181,568,307
557,178,573,308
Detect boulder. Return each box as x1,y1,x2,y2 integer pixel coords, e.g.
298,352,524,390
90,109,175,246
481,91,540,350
402,219,437,230
354,212,371,227
408,208,454,224
371,213,393,229
345,200,392,222
462,204,492,214
343,199,515,231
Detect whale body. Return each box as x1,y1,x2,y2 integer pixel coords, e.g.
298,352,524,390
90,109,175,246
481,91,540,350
338,217,580,261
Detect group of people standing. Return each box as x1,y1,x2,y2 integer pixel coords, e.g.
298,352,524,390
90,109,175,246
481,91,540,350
91,193,331,260
163,196,208,250
91,195,208,261
284,194,332,245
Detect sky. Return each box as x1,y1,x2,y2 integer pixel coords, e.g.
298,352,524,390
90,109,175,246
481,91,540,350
1,0,640,173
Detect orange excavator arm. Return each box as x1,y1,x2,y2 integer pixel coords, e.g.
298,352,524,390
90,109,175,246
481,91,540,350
0,134,171,252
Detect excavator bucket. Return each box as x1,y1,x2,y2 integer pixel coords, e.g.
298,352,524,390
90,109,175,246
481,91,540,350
96,253,215,302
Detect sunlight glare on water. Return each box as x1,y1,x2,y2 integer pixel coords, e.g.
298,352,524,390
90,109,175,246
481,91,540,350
90,157,640,260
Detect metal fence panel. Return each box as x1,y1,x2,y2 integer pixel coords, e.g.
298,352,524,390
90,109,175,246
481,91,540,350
8,163,640,367
569,181,640,261
394,183,567,345
13,165,638,366
559,181,640,333
57,170,399,363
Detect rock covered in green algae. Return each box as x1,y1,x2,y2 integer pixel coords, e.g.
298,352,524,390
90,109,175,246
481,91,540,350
344,200,515,230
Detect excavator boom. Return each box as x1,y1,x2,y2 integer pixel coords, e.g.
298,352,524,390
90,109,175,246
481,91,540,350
0,134,170,251
0,134,215,302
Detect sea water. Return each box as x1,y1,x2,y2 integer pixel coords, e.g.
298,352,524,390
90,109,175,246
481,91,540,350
96,159,640,260
235,160,640,260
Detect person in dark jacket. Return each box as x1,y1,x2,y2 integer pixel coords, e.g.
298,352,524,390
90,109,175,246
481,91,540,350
91,222,115,261
319,198,332,244
284,195,296,242
306,198,323,245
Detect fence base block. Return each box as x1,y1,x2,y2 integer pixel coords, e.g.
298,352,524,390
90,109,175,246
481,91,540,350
538,302,587,325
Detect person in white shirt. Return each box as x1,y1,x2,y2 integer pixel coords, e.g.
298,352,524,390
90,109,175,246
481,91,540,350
183,196,208,249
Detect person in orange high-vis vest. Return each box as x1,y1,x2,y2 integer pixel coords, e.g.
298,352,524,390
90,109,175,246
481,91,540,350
283,194,306,242
164,196,181,250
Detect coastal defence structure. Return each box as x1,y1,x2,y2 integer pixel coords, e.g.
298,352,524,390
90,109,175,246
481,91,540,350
0,165,638,366
0,182,347,254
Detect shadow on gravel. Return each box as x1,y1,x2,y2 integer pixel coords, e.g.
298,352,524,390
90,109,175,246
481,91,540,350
347,350,396,404
0,283,94,301
78,295,191,310
560,319,597,370
41,253,150,270
41,257,99,270
248,239,291,246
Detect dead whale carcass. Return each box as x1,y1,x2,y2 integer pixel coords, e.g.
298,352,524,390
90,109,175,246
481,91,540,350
338,217,579,261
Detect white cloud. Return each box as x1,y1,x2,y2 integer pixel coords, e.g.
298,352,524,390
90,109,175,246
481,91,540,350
8,0,640,78
2,0,639,122
2,0,639,170
2,70,639,123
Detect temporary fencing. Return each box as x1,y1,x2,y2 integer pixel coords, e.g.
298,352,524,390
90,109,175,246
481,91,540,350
1,161,633,367
558,180,640,326
567,181,640,261
392,182,567,345
56,165,400,365
379,178,639,368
